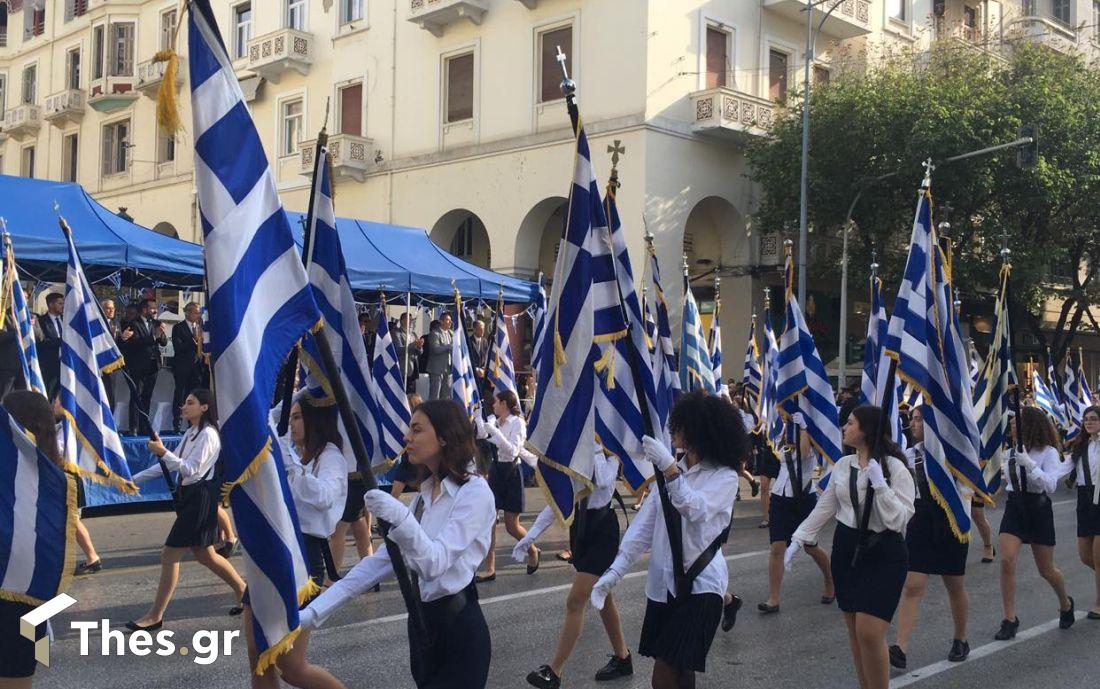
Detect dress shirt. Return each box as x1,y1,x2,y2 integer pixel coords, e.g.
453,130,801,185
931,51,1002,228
771,446,816,498
607,460,737,601
132,426,220,486
280,440,347,538
302,473,495,629
792,454,915,545
1075,438,1100,487
478,414,535,467
904,443,972,515
1002,445,1072,495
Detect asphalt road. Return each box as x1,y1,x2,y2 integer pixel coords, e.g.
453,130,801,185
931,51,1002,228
33,484,1100,688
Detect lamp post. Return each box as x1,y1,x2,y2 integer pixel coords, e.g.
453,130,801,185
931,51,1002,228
798,0,845,307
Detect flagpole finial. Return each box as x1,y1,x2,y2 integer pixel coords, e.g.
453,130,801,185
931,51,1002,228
1000,230,1011,265
682,254,689,276
870,246,879,277
607,140,625,189
921,158,935,189
713,269,720,293
763,286,772,310
555,46,576,100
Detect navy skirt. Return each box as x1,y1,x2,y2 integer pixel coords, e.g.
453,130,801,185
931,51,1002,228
1076,486,1100,538
831,523,908,622
1000,492,1056,546
0,600,36,678
409,582,491,689
906,497,968,576
165,480,220,548
568,506,620,576
488,461,524,513
638,592,724,673
755,446,781,479
768,493,818,545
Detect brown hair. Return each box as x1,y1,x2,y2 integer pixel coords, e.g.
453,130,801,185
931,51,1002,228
412,400,475,485
3,390,62,466
494,390,521,417
1072,405,1100,457
850,405,905,463
297,397,343,465
1017,406,1062,454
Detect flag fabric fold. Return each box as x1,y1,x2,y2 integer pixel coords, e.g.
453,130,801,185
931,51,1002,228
708,290,728,399
644,240,679,427
488,302,518,395
741,315,763,426
972,265,1015,496
450,293,482,419
370,312,412,472
679,276,715,394
3,238,45,394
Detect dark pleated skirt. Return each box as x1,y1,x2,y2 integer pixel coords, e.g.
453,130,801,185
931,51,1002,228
999,492,1056,546
638,592,724,674
755,446,781,479
1076,486,1100,538
488,461,523,514
568,506,620,576
0,600,37,678
165,479,220,548
831,523,908,622
768,493,818,545
906,497,968,576
408,582,491,689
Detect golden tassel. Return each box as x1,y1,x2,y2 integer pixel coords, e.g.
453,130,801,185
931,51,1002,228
152,50,183,135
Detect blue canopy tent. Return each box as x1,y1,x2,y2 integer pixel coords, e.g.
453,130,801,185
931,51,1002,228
0,174,205,286
285,212,537,303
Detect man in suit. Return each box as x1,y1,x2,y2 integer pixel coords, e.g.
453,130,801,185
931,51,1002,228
99,299,131,413
426,312,453,400
126,298,167,435
359,313,377,362
171,302,205,432
393,312,423,392
468,319,492,401
34,292,65,400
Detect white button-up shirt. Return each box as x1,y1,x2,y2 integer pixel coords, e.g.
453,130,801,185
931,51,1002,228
1002,445,1072,495
771,447,816,498
792,454,915,544
302,473,495,630
608,460,737,601
479,414,535,467
527,449,621,543
280,440,347,539
131,426,220,487
1075,439,1100,487
904,442,972,516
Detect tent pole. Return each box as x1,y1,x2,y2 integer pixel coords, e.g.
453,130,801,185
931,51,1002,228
404,291,412,392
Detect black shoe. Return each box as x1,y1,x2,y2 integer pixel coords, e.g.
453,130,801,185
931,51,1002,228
526,664,560,689
75,560,102,575
1086,611,1100,620
527,548,541,575
757,602,779,614
1060,596,1075,629
981,546,996,564
947,638,970,662
888,644,906,670
475,573,496,584
594,654,633,681
125,620,163,632
751,480,760,497
215,540,237,558
994,617,1019,640
721,596,743,632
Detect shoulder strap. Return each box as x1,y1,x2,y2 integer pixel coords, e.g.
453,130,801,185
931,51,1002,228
681,506,735,597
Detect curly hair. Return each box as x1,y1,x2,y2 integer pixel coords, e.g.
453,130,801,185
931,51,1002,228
668,390,750,471
411,400,476,484
1017,406,1062,454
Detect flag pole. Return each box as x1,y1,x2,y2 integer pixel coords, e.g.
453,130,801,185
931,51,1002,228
1000,235,1024,453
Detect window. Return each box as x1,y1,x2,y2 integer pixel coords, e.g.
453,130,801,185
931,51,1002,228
21,64,35,105
110,23,135,77
813,65,830,86
160,9,178,51
63,134,79,183
92,25,105,79
287,0,307,31
887,0,906,22
705,26,729,89
281,99,303,156
25,2,45,39
102,120,130,175
538,25,572,103
449,219,475,258
67,48,81,90
768,49,788,101
65,0,89,22
339,82,363,136
21,146,35,178
157,131,176,163
0,4,7,49
341,0,364,24
1094,2,1100,41
444,52,473,123
1052,0,1071,26
233,3,252,60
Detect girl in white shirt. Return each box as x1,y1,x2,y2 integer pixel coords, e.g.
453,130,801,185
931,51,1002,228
299,399,496,689
474,390,539,581
127,389,246,631
995,407,1075,640
786,404,915,689
1068,405,1100,619
590,391,748,689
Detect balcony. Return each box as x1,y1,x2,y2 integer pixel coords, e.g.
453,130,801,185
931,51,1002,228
247,28,315,83
137,57,186,98
1005,16,1078,55
88,76,139,113
299,134,374,182
43,89,86,126
763,0,871,40
690,87,776,139
2,104,43,140
937,20,1007,61
408,0,488,37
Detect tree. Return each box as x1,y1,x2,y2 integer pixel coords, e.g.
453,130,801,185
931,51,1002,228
747,41,1100,368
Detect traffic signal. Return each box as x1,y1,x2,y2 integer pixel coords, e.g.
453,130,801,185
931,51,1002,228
1017,123,1039,169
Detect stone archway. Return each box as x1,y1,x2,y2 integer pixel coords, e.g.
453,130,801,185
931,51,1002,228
513,196,568,280
430,209,491,268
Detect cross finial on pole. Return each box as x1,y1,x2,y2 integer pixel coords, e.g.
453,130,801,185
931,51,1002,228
921,158,935,189
555,46,576,99
607,139,625,189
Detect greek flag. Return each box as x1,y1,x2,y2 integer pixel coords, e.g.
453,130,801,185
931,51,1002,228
1081,359,1094,406
775,252,843,480
370,312,412,471
645,241,679,424
883,185,988,540
488,303,518,395
530,278,547,375
450,293,481,418
761,309,783,445
0,406,77,606
679,276,715,394
1033,368,1068,430
708,291,728,399
863,276,905,446
188,1,321,672
972,266,1014,495
593,185,660,493
968,340,982,390
3,237,45,394
641,288,657,353
742,315,763,424
57,221,133,493
526,120,602,524
299,147,392,471
1063,353,1091,439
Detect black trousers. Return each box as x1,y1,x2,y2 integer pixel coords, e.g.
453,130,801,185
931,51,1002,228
131,370,158,435
101,371,117,413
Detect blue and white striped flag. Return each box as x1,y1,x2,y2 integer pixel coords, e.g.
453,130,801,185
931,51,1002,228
1080,356,1093,406
450,293,482,418
370,311,412,471
645,241,679,425
488,303,518,395
3,238,46,394
708,290,728,399
761,308,783,445
973,265,1014,495
679,275,715,394
741,315,763,425
774,252,843,483
1033,368,1069,430
863,276,906,447
884,184,989,539
1063,353,1090,439
641,287,657,354
530,277,547,376
187,0,321,672
968,340,982,390
526,120,602,524
57,220,134,493
0,405,77,606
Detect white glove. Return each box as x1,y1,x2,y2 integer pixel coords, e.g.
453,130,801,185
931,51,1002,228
1015,451,1036,471
784,539,803,572
791,412,806,428
511,536,534,564
474,415,487,437
363,489,411,527
299,606,319,631
485,415,498,430
642,435,677,472
866,458,887,489
590,569,623,611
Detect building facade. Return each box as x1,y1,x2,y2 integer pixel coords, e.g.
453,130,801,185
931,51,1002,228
2,0,1097,373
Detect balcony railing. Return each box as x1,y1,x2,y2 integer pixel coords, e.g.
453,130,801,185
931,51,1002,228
299,134,374,182
43,89,86,126
690,87,776,139
137,57,186,98
2,104,43,140
88,75,139,113
247,28,315,83
1005,15,1079,55
763,0,871,40
408,0,489,37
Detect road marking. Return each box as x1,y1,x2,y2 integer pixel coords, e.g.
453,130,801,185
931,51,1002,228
889,612,1086,688
314,548,772,635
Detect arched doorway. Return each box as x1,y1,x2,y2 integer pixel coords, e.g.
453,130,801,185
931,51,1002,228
152,221,179,238
430,209,491,269
514,196,568,280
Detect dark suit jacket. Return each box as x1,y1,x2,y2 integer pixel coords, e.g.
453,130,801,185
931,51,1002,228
125,317,167,378
468,335,490,371
34,312,63,383
171,321,202,374
1,315,22,375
